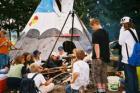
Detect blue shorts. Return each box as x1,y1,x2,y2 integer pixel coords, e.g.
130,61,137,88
65,84,79,93
0,54,10,69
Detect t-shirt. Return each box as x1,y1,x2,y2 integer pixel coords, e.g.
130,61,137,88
8,64,24,78
0,37,13,54
119,27,138,64
71,60,90,90
27,73,46,88
92,29,110,62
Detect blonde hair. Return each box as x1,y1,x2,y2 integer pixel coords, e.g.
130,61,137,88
30,63,39,73
73,49,86,60
90,18,101,26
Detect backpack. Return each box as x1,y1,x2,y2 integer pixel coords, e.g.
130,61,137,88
20,73,39,93
125,29,140,66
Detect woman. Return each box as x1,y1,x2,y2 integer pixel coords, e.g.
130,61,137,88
119,16,139,93
8,55,24,78
65,49,90,93
7,55,25,91
22,52,34,77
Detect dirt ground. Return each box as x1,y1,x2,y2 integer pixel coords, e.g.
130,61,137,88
5,64,124,93
50,65,124,93
51,85,122,93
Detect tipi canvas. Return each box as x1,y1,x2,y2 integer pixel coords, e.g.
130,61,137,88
10,0,91,60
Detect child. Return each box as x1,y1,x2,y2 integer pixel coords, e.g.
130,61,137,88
28,63,54,93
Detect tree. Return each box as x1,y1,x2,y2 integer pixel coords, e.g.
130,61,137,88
0,0,139,40
0,0,40,38
74,0,140,40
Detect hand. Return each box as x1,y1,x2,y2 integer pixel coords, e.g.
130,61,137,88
4,41,8,45
44,68,48,71
48,78,53,83
96,58,101,60
5,40,9,43
3,43,8,46
45,78,53,86
62,77,71,84
63,79,70,84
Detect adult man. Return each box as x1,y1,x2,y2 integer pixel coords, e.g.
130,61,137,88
0,30,20,69
90,18,110,93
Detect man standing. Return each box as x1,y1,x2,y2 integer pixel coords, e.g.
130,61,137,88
0,29,20,69
90,18,110,93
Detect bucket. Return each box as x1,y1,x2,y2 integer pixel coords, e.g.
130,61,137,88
107,76,120,91
137,67,140,90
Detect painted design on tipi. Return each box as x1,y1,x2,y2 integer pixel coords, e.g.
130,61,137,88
29,16,39,26
35,0,55,13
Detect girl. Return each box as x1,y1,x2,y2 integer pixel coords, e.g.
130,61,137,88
21,52,34,77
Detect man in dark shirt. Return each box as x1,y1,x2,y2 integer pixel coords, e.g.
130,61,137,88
92,28,110,62
90,18,110,93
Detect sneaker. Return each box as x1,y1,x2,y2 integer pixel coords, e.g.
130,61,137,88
122,91,126,93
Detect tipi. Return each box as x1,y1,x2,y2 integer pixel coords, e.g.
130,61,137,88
10,0,91,60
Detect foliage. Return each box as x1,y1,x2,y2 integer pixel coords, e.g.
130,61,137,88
0,0,40,32
0,0,140,40
74,0,140,40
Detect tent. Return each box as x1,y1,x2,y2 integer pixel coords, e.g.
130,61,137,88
10,0,91,60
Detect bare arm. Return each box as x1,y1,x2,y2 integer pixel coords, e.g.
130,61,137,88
0,40,8,47
45,78,53,86
70,72,79,84
94,44,100,59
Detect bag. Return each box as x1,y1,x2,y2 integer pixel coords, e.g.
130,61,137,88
20,73,39,93
125,29,140,66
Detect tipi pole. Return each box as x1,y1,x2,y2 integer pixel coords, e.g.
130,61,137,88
47,11,71,61
76,14,92,45
71,11,75,42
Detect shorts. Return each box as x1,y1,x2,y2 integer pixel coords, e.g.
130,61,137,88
65,84,79,93
91,59,107,84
